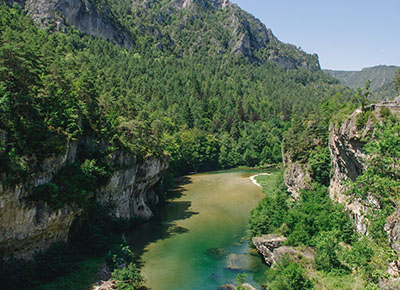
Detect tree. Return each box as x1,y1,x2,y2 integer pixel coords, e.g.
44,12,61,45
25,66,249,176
394,67,400,94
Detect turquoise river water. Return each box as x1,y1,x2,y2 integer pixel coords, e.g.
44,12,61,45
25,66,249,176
126,169,269,290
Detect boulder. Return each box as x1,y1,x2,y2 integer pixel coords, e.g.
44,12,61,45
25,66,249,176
252,235,287,266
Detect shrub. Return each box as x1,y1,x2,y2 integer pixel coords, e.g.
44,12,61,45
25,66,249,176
112,263,145,290
268,255,313,290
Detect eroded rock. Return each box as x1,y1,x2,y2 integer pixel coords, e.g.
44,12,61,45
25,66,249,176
252,234,287,266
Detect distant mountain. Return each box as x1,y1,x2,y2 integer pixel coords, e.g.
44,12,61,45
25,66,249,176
324,65,399,100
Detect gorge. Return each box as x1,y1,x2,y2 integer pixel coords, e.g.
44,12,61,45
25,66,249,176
1,0,400,289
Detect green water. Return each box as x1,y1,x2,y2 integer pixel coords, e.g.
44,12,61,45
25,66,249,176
126,169,269,290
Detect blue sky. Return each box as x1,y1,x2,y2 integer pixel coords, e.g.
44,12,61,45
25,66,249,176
232,0,400,70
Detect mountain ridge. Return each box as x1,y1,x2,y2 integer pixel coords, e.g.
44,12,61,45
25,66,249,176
324,65,399,100
7,0,320,70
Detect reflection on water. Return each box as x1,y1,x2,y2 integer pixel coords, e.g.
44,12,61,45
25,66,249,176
125,169,268,290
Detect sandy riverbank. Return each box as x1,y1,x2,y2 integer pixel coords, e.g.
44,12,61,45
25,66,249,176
249,173,271,187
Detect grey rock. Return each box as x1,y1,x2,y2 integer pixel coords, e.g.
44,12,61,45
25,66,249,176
252,235,287,266
242,284,257,290
218,284,237,290
0,137,169,259
226,253,251,270
9,0,134,48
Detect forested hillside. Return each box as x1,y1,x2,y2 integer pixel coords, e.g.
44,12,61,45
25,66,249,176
324,65,399,101
0,1,350,182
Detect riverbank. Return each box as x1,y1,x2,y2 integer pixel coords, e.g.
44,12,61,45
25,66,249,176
249,173,271,187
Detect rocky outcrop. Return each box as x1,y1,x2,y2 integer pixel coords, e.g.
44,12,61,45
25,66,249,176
0,142,79,259
252,234,314,267
282,152,311,199
96,155,169,221
385,205,400,276
252,235,287,266
329,103,400,279
328,109,374,234
0,139,169,259
8,0,134,48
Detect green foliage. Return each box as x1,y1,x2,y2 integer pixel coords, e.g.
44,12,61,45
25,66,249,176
267,255,313,290
325,66,399,101
0,2,353,187
348,120,400,225
394,67,400,93
285,184,354,246
308,146,331,186
356,110,375,129
105,244,135,271
30,159,110,209
343,238,374,272
314,231,346,273
112,263,145,290
235,272,248,289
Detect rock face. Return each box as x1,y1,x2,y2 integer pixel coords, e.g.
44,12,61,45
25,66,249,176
0,139,169,259
252,234,314,267
282,153,311,199
328,103,400,278
385,205,400,276
8,0,134,48
96,155,169,221
252,234,287,266
0,142,79,259
328,109,373,234
8,0,320,71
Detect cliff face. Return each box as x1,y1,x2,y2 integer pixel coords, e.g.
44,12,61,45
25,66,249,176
328,109,373,234
328,102,400,277
0,142,79,259
96,155,169,221
0,141,168,259
8,0,134,48
282,152,311,199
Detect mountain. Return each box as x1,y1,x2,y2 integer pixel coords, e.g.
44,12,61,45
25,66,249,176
324,65,399,100
8,0,320,70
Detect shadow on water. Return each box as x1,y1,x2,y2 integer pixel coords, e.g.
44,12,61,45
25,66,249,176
125,176,198,269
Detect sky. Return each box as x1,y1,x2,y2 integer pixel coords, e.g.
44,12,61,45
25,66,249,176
231,0,400,71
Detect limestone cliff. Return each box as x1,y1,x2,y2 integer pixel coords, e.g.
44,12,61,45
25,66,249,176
7,0,134,48
328,109,373,234
0,140,168,259
282,151,311,199
328,98,400,278
0,142,79,259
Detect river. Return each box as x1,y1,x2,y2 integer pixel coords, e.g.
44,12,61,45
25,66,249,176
126,169,269,290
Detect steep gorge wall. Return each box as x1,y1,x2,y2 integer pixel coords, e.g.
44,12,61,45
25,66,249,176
328,109,372,234
328,103,400,277
0,141,168,259
7,0,134,48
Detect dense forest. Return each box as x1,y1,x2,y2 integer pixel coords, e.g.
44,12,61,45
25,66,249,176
0,2,350,185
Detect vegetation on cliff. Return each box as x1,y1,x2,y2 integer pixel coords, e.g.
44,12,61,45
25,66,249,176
249,99,400,288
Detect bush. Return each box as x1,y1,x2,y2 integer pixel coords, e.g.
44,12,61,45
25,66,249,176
268,255,313,290
106,244,134,271
314,231,345,273
112,263,145,290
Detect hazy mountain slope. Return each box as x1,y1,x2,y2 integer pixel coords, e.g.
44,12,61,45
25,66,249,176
324,65,399,100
